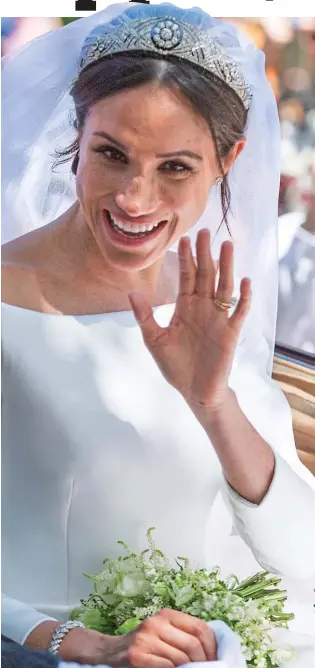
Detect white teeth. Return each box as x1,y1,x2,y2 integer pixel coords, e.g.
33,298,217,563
109,214,161,234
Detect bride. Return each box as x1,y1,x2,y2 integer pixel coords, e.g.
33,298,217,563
2,2,314,666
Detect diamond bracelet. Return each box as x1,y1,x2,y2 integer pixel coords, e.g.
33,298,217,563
48,620,85,655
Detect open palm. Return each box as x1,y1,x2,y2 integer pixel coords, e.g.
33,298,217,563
129,230,251,411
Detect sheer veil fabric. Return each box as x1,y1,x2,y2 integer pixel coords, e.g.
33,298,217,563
2,2,280,372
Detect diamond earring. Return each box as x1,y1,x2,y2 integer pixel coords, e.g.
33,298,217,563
216,177,223,186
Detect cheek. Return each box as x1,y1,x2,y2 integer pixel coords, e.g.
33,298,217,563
171,179,210,222
76,152,110,200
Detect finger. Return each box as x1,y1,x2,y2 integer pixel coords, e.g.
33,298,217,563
159,610,217,661
215,241,234,305
195,229,216,298
130,652,174,668
193,625,217,662
151,638,190,666
229,278,251,333
128,292,163,346
178,237,196,296
159,624,207,663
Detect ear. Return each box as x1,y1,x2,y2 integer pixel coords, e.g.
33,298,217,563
222,137,246,174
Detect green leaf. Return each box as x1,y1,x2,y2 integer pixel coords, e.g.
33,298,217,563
153,582,170,597
68,606,85,621
80,608,111,633
115,618,141,635
83,572,99,582
102,593,120,605
175,585,195,607
170,581,180,600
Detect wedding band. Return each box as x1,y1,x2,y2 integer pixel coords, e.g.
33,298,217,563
214,297,236,312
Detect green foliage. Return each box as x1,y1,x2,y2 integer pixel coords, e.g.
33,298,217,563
70,529,297,668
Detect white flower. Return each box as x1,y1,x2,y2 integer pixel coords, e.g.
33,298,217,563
145,568,157,578
116,574,150,597
273,646,297,663
255,658,267,668
203,594,218,612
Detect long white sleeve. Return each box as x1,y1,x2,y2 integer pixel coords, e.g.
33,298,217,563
1,594,57,645
225,329,315,579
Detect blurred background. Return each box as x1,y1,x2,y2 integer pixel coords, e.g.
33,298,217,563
1,15,315,355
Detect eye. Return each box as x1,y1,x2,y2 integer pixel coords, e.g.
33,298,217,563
94,145,127,164
159,161,194,177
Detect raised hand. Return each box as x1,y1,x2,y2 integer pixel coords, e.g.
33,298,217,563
129,229,251,412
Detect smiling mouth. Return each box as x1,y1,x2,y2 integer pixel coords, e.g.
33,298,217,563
106,211,168,239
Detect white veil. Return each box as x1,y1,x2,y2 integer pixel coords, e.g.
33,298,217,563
1,3,281,374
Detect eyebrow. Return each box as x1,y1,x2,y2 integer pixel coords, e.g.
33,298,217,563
92,131,203,161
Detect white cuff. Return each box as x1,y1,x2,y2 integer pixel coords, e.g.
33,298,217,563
1,595,57,645
223,453,315,578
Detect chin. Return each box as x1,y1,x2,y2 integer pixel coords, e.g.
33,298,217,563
99,243,165,273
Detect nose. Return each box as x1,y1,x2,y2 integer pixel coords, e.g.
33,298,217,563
115,175,161,217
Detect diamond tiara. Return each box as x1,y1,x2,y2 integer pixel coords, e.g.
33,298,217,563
78,16,252,110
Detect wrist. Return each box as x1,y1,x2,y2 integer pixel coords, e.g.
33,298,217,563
48,620,86,656
58,628,124,665
97,633,132,667
24,621,61,650
57,628,89,662
24,620,116,664
188,388,237,428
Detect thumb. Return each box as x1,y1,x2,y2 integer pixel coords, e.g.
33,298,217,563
128,292,162,346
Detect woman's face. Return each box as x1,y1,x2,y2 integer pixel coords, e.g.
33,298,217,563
76,82,240,271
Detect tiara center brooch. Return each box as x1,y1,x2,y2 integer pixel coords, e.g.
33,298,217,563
151,18,183,50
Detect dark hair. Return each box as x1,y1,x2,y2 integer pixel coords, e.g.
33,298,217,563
56,53,248,228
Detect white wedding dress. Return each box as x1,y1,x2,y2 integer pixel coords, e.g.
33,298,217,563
2,301,315,667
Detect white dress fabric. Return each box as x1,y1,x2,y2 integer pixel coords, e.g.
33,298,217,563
2,302,315,658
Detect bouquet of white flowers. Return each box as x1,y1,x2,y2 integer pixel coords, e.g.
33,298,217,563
70,529,296,668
